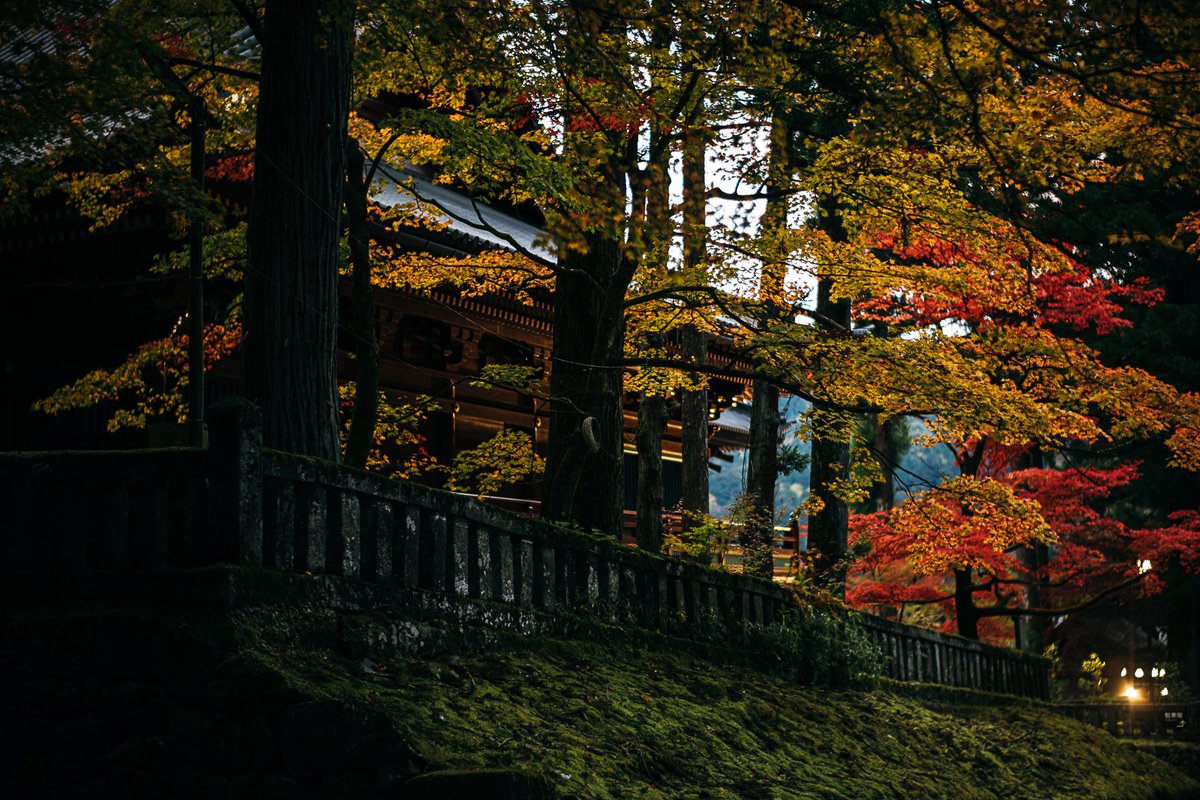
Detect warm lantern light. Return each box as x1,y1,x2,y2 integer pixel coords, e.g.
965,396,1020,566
1121,667,1128,677
1139,559,1152,574
1123,685,1141,701
1161,687,1170,697
1135,668,1145,679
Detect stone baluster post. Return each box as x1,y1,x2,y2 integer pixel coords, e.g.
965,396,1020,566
207,398,263,566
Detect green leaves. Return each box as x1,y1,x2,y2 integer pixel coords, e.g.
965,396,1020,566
446,428,545,496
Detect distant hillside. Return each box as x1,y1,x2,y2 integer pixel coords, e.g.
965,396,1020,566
711,401,958,522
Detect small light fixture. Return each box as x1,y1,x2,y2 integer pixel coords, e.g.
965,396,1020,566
1135,668,1145,679
1151,667,1159,678
1161,687,1169,697
1139,559,1152,574
1123,685,1141,701
1121,667,1128,677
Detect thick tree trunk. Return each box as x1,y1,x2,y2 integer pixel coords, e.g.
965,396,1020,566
243,0,351,460
808,430,850,591
540,6,635,536
1015,542,1050,652
342,140,380,470
636,391,667,551
541,234,629,536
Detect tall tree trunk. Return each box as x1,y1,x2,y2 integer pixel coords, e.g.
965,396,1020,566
540,7,633,536
744,379,778,577
342,139,380,470
243,0,351,460
807,201,852,592
743,114,791,578
1016,448,1046,651
1177,578,1200,692
952,440,988,639
633,82,672,551
868,415,897,513
680,324,709,529
807,409,850,591
955,568,980,640
542,233,629,536
636,391,667,551
679,129,709,547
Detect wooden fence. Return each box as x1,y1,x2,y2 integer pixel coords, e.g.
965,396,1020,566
0,397,1052,699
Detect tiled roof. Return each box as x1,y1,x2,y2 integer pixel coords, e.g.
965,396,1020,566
371,164,556,265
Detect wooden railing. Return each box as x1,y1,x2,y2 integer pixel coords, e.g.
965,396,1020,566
0,397,1053,699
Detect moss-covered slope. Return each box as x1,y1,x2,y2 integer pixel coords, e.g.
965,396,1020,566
3,573,1195,800
250,619,1194,799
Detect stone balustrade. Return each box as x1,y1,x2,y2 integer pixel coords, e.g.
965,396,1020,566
0,397,1052,699
854,613,1051,699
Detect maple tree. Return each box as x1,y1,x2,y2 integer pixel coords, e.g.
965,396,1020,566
8,0,1200,649
832,52,1200,638
734,2,1200,606
849,451,1200,645
2,0,258,442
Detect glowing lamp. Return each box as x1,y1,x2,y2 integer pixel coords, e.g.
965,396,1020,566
1161,687,1170,697
1139,559,1152,574
1123,685,1141,701
1135,668,1145,679
1120,668,1128,677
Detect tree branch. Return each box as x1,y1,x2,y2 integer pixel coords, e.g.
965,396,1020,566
167,57,260,82
976,571,1145,618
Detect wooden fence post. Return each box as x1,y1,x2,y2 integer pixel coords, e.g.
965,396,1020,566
207,397,263,565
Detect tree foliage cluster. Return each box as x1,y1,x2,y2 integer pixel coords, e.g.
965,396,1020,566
4,0,1200,648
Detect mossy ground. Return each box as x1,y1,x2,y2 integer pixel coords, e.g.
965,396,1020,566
245,620,1198,800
